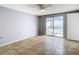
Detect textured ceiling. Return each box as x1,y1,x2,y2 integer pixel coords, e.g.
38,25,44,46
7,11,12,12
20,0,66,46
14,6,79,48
0,4,79,16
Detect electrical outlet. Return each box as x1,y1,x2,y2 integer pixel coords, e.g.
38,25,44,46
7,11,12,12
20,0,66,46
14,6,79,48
0,37,3,39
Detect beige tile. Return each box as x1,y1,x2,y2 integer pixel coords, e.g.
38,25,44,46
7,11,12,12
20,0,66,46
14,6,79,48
0,36,79,55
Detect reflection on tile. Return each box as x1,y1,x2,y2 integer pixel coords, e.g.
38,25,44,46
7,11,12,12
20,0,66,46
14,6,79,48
0,36,79,55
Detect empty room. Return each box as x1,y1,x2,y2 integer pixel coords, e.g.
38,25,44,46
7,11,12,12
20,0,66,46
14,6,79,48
0,4,79,55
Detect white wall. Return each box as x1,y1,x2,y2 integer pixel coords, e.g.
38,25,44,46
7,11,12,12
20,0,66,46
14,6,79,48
0,6,38,46
0,16,2,38
67,13,79,41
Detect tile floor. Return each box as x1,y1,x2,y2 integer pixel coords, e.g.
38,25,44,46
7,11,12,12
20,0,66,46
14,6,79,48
0,36,79,55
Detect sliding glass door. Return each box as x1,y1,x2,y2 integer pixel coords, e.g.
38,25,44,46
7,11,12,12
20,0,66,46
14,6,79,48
46,16,64,37
46,18,54,35
54,16,64,37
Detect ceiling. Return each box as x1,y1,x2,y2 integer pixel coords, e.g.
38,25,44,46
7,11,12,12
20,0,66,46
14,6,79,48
0,4,79,16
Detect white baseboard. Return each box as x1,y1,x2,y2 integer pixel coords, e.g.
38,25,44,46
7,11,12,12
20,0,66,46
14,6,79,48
0,39,24,47
67,39,79,41
0,35,37,47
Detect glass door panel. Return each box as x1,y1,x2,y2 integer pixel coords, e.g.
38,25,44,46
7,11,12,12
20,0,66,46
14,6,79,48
46,18,53,35
54,16,64,37
46,16,64,37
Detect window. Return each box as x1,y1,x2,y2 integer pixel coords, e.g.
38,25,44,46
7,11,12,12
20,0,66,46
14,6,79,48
46,16,64,37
